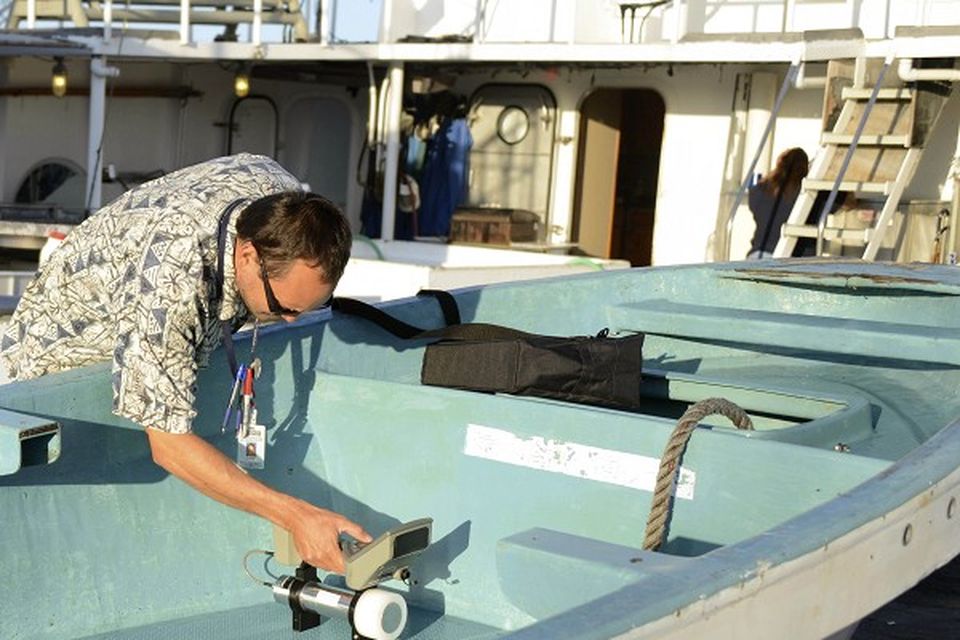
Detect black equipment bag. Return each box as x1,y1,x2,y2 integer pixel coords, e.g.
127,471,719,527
331,291,645,411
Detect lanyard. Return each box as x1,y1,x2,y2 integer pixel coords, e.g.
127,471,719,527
216,198,247,379
217,199,262,438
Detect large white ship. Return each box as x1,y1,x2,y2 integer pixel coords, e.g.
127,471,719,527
0,0,956,268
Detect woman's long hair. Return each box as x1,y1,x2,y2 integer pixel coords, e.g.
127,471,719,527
759,147,809,197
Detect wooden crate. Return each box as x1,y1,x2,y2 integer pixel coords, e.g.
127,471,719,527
449,207,540,245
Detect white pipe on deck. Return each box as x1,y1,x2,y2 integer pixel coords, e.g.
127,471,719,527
948,122,960,264
914,0,928,26
180,0,190,44
366,62,377,147
845,0,857,29
252,0,262,46
377,75,389,149
103,0,113,40
473,0,484,43
85,58,120,212
26,0,35,28
897,58,960,82
319,0,332,44
378,0,392,42
380,61,404,241
672,0,685,43
793,61,827,89
781,0,795,33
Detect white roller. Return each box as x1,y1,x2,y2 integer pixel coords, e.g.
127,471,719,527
352,588,408,640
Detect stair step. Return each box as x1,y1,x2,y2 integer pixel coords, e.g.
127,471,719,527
821,133,910,146
781,224,872,245
803,179,890,194
89,0,291,7
841,87,914,101
85,6,303,23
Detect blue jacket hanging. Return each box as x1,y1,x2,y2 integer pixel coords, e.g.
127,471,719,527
418,118,472,237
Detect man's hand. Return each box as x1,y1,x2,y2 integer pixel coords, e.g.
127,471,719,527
288,504,372,574
146,427,370,574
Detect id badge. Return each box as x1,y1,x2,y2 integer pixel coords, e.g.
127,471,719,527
237,423,266,469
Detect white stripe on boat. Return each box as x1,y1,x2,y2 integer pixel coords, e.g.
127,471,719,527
464,423,696,500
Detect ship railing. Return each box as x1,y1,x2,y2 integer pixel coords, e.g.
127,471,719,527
379,0,956,48
4,0,956,47
4,0,308,44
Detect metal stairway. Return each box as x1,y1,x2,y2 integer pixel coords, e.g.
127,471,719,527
774,57,951,260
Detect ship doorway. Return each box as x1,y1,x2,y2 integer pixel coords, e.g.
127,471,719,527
573,89,664,266
283,96,353,210
467,84,557,232
227,96,279,158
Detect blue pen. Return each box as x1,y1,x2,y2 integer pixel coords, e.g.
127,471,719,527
221,364,246,433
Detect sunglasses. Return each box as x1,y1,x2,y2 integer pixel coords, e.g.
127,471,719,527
258,260,300,317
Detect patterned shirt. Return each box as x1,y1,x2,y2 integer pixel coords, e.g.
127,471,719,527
0,154,302,433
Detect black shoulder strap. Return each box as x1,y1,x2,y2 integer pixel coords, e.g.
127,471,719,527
330,293,532,342
330,297,426,340
216,198,247,302
417,289,461,326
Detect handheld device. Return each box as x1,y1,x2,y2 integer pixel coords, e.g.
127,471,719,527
262,518,433,639
342,518,433,590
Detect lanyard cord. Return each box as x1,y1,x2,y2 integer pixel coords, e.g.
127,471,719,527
216,198,248,379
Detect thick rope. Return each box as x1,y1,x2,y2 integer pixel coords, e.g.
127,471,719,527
643,397,754,551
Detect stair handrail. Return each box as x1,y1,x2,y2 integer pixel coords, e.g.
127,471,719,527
723,61,798,261
816,55,891,256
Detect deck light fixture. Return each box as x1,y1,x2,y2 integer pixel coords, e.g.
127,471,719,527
51,58,68,97
234,66,250,98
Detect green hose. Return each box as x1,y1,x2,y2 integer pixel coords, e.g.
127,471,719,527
355,234,385,260
565,257,605,271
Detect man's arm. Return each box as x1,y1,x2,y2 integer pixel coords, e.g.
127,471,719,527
146,427,370,573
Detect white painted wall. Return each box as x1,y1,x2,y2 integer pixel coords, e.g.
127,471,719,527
906,89,960,202
447,62,832,266
573,1,631,43
2,59,90,203
655,111,732,263
726,80,825,261
4,59,187,207
174,64,366,229
5,52,953,269
562,64,741,266
1,59,368,229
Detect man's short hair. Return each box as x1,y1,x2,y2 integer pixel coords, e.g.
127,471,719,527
236,191,352,283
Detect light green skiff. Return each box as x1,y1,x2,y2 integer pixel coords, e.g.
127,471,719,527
3,259,960,639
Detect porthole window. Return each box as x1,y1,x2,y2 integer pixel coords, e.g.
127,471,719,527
497,105,530,145
15,160,86,208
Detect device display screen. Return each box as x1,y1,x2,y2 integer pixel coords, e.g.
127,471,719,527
393,527,429,558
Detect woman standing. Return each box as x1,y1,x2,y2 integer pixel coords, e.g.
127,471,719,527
747,147,809,259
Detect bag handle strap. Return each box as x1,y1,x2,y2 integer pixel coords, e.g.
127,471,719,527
416,289,461,326
330,293,533,342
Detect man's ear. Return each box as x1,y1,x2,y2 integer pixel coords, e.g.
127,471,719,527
235,239,259,267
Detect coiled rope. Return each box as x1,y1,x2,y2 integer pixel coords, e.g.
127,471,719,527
643,397,754,551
